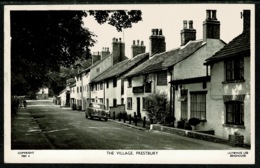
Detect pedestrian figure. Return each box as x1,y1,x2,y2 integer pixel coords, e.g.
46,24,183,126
23,100,27,109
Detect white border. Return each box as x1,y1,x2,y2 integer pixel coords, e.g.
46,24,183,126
4,4,255,164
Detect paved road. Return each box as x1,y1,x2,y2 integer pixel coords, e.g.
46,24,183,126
12,99,241,150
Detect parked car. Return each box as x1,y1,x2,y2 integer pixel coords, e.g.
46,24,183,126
85,103,109,121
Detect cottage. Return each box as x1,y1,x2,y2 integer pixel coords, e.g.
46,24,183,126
204,10,251,145
90,40,148,114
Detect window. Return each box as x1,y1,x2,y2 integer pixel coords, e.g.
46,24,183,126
157,71,167,85
80,86,82,92
144,75,152,93
144,82,151,93
99,98,103,104
127,97,132,110
96,68,100,73
100,83,103,90
225,57,244,81
90,85,93,91
180,90,188,120
190,92,206,120
121,98,124,105
113,78,117,87
121,81,124,95
106,80,109,88
113,99,117,107
142,97,149,110
95,84,97,91
77,87,79,93
128,78,132,87
225,101,244,125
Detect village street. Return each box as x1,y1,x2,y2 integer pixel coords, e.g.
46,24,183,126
11,99,242,150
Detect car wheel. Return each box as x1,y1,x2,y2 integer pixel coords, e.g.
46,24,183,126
85,114,88,118
90,116,93,120
98,117,101,121
104,118,108,122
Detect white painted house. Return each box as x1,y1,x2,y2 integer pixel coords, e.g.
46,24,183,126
204,10,251,145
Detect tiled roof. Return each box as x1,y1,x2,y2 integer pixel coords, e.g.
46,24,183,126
124,40,205,78
205,30,250,64
91,52,149,83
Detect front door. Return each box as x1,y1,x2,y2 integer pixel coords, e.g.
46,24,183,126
137,97,141,118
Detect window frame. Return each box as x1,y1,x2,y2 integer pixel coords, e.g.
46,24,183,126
127,97,132,110
225,57,244,82
113,78,117,87
225,101,244,126
190,91,207,120
157,70,168,86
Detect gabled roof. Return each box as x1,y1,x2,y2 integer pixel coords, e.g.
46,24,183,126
205,30,250,64
123,40,205,78
92,52,149,83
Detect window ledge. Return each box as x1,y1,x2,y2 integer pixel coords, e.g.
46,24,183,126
222,79,245,84
222,124,245,129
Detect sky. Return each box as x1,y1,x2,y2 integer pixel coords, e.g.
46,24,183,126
82,4,254,59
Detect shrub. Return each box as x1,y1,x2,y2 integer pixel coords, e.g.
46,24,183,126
188,118,201,126
146,91,169,124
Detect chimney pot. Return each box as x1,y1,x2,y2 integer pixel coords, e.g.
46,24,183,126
155,29,159,35
116,38,118,42
183,20,187,29
137,40,140,45
141,41,144,46
152,29,155,35
159,29,162,35
189,20,193,29
133,40,135,45
119,38,122,42
212,10,217,20
206,10,211,20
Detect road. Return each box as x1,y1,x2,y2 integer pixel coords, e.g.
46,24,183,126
12,99,240,150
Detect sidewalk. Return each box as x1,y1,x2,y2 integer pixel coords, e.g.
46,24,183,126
11,107,54,149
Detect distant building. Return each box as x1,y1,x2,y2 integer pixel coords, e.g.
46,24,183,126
36,87,49,100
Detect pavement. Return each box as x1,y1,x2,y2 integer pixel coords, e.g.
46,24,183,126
11,107,54,149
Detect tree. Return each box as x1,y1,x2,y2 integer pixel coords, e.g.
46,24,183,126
11,10,142,96
145,91,169,124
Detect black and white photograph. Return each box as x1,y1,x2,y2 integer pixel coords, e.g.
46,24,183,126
4,3,255,164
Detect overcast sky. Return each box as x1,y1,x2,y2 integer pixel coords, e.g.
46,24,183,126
83,4,253,58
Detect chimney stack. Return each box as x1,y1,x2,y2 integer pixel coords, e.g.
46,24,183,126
149,28,166,57
203,10,220,41
92,52,101,64
132,40,146,58
242,10,250,31
101,47,110,58
180,20,196,46
112,37,125,65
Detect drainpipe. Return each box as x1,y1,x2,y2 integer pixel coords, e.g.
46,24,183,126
168,66,175,126
103,81,105,105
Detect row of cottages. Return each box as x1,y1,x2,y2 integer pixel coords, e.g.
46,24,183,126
72,38,128,110
123,10,225,119
61,9,251,145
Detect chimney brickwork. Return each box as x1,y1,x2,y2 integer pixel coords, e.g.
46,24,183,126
112,37,125,65
242,10,250,31
181,20,196,46
203,10,220,41
149,28,166,57
101,47,110,58
92,52,101,64
131,40,146,58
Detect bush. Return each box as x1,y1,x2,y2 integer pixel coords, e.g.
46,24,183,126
146,91,169,124
188,118,201,126
165,115,175,124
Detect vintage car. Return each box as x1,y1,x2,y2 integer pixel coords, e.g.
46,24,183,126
85,103,109,121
